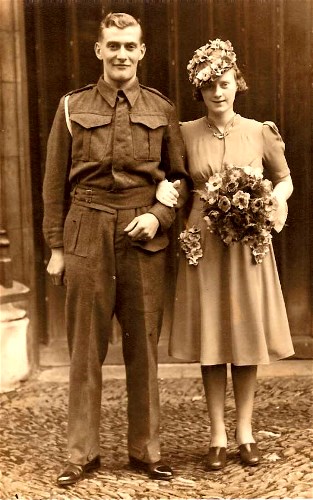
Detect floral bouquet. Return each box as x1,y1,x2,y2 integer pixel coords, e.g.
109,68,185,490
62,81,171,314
179,164,278,265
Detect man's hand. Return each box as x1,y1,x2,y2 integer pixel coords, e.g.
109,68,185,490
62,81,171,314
124,213,160,241
47,248,65,286
156,179,180,207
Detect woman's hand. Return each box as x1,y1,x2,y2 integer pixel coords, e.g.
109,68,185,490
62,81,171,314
272,195,288,233
47,248,65,286
156,179,181,207
272,175,293,233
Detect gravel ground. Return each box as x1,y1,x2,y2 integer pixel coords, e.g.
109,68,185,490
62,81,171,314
0,374,312,500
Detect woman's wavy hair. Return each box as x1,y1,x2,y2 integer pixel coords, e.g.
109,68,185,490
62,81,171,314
193,65,248,101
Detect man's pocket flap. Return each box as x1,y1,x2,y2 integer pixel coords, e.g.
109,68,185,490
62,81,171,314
130,114,168,130
130,233,169,253
71,113,113,129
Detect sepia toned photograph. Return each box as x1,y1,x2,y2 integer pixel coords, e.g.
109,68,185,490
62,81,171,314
0,0,312,499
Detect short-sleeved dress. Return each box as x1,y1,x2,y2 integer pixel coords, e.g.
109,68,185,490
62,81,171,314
169,114,294,366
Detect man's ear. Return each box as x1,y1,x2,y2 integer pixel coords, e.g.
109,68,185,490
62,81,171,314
94,42,102,60
139,43,146,61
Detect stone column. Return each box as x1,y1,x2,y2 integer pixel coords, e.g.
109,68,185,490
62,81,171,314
0,0,37,389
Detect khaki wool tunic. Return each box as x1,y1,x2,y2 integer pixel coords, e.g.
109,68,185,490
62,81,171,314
169,115,295,366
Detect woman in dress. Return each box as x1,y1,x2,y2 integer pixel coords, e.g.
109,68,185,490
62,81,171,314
156,39,294,470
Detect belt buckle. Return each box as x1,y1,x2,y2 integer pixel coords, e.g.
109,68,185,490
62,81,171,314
85,188,92,203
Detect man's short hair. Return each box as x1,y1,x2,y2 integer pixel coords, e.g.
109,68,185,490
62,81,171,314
98,12,143,42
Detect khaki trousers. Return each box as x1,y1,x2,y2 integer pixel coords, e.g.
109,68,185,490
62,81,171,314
63,202,166,465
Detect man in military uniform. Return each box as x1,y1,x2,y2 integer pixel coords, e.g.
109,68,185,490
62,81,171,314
43,12,189,486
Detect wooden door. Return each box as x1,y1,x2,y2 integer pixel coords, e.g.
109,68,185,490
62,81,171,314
24,0,312,365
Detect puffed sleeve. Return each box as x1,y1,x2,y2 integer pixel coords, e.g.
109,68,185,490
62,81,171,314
262,121,290,185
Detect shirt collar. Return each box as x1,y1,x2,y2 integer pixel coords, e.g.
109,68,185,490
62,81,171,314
97,76,140,108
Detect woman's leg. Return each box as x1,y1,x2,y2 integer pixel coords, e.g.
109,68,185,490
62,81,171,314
231,364,257,444
201,364,227,447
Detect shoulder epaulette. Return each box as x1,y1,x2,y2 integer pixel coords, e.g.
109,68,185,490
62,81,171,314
139,84,173,106
63,84,96,136
65,83,96,97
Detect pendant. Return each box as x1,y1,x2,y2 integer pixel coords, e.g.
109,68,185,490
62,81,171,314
206,114,236,140
213,131,229,140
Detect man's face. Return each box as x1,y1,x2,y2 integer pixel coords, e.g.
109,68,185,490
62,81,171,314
94,25,146,88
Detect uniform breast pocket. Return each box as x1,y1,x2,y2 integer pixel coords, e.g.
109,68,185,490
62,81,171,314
64,206,94,257
71,113,113,161
130,114,168,161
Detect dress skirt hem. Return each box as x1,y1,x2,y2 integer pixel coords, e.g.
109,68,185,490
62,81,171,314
168,350,295,366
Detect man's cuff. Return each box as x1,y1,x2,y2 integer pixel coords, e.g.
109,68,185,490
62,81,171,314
43,227,64,248
148,203,176,231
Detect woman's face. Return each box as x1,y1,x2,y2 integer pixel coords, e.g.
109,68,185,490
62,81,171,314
201,68,237,118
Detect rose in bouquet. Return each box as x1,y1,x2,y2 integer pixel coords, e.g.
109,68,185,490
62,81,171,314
197,164,278,264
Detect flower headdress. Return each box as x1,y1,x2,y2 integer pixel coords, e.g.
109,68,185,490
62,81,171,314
187,38,237,88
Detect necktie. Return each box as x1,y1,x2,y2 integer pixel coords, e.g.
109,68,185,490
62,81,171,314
112,90,132,185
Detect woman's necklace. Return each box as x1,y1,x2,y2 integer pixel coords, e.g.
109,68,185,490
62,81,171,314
206,113,237,139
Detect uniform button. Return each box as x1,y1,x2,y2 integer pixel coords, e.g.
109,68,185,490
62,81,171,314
112,275,116,280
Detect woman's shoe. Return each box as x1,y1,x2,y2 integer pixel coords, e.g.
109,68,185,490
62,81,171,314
239,443,261,466
207,447,226,470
